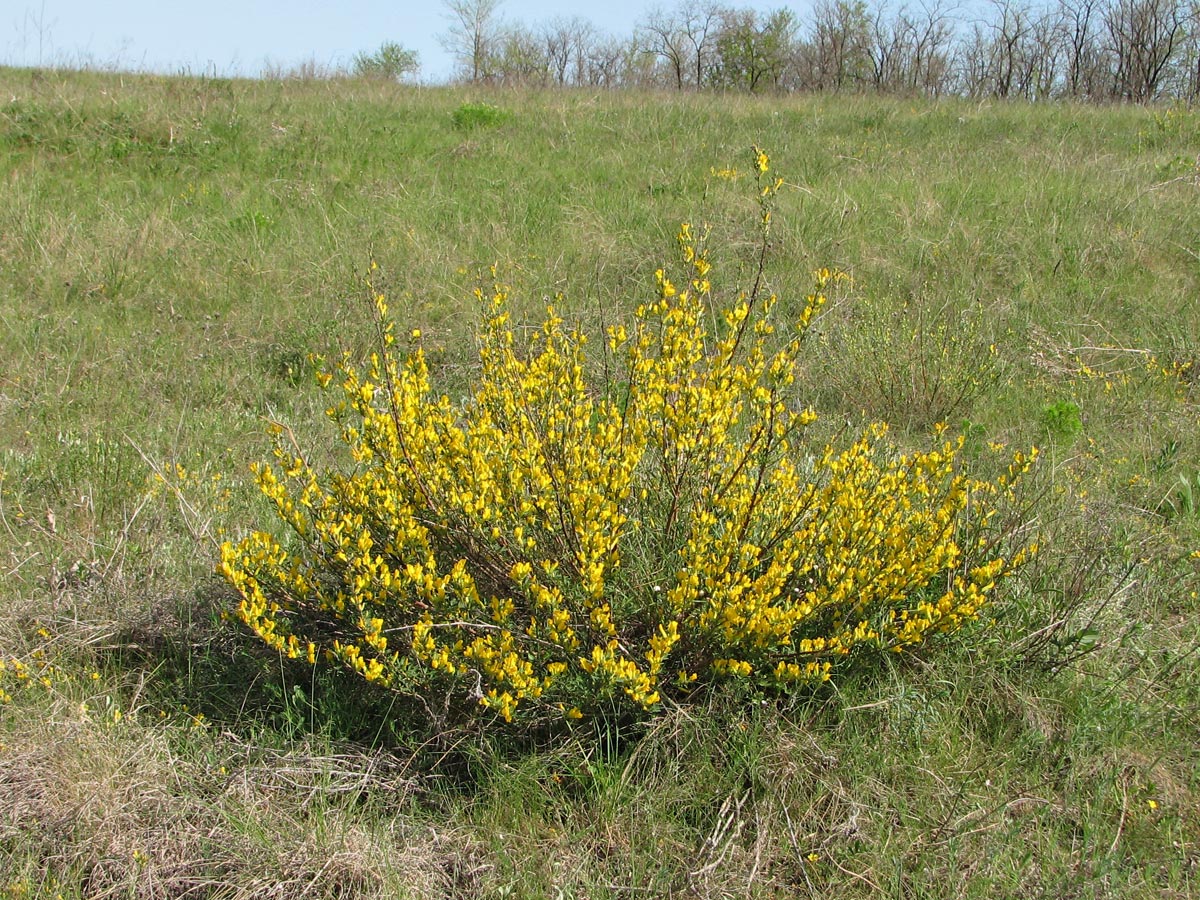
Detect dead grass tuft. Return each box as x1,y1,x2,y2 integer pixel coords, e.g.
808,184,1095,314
0,709,485,898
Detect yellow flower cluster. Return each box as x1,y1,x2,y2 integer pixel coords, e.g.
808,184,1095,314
220,152,1033,728
0,648,67,705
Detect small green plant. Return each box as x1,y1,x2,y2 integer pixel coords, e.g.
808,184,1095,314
452,101,507,130
1041,400,1082,441
1152,439,1180,474
960,418,988,460
229,209,275,237
220,151,1035,731
1162,471,1200,519
351,42,420,82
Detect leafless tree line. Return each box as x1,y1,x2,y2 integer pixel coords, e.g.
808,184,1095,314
440,0,1200,101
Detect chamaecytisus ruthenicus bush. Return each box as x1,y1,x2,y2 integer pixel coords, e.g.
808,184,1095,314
219,150,1036,728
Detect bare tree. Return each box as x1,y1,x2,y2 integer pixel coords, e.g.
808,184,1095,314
1184,0,1200,98
641,6,692,88
809,0,874,91
441,0,504,83
908,2,958,95
1059,0,1102,97
954,0,1061,99
868,4,902,88
1027,5,1065,97
681,1,728,87
1105,0,1186,100
990,0,1035,98
582,33,631,87
955,21,991,94
863,2,957,95
542,16,596,86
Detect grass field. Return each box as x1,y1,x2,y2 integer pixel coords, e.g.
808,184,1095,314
1,67,1199,898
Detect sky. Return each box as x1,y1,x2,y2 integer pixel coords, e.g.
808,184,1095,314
2,0,794,83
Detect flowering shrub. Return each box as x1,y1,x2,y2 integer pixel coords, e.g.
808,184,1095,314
219,151,1034,727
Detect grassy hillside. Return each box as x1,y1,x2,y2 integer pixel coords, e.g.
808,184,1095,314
1,67,1198,898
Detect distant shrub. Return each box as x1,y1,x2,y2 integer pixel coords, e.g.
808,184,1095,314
220,151,1034,730
814,287,1003,431
452,101,506,130
351,42,420,82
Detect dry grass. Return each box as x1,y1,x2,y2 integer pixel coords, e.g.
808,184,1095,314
0,699,493,898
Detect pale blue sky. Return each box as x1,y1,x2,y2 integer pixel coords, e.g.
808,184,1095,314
3,0,796,82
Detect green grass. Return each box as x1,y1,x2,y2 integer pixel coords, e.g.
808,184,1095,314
1,67,1198,897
